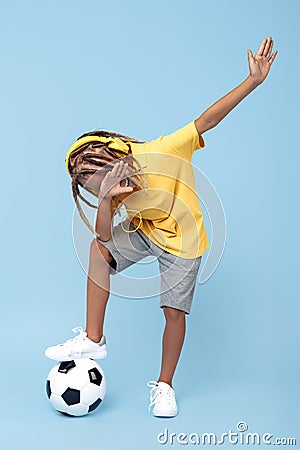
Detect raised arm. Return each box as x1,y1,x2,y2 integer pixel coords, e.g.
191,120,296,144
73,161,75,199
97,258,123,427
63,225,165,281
195,36,278,135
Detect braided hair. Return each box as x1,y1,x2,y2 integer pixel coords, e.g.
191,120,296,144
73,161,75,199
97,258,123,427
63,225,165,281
68,129,147,239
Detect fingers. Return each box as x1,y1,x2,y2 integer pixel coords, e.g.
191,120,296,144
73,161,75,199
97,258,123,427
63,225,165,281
98,159,133,201
265,38,274,58
263,36,278,65
110,159,124,176
256,37,268,57
253,36,278,65
110,159,128,178
247,49,254,61
263,36,273,57
115,160,125,177
268,49,278,65
255,36,273,58
114,161,128,182
101,159,130,191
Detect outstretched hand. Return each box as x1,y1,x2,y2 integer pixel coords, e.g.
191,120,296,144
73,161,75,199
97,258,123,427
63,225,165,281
248,36,278,85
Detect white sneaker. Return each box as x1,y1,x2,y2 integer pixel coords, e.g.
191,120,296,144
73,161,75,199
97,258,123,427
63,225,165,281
44,326,107,361
147,381,178,417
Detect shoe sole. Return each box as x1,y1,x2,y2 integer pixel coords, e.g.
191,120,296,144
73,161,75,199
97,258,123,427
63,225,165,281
45,349,107,361
153,409,178,418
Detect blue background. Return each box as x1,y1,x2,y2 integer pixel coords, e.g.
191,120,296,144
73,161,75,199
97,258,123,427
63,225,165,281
1,0,299,448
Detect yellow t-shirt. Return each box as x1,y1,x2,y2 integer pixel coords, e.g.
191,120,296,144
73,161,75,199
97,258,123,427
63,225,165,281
120,120,210,259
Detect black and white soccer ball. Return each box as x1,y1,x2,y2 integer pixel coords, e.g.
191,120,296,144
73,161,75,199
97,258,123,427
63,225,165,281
46,359,106,416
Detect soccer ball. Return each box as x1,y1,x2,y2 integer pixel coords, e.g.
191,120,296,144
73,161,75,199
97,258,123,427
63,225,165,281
46,359,106,416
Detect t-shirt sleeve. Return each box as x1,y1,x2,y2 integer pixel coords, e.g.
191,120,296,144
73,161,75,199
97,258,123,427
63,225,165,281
158,120,205,160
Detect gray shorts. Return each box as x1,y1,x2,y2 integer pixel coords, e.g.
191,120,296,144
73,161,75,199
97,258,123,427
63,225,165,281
97,221,202,314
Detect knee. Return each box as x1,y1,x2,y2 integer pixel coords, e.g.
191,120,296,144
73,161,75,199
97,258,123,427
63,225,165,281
89,239,112,265
163,306,185,322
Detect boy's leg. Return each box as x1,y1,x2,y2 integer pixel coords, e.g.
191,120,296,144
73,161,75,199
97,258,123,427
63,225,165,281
43,236,112,361
44,225,147,361
86,223,153,343
156,252,202,386
85,238,113,343
158,306,186,387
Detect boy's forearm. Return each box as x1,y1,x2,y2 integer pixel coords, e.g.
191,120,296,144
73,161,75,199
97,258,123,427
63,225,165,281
95,197,114,241
199,75,259,130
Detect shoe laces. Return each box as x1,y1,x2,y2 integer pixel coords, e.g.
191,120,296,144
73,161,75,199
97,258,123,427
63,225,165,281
147,380,173,414
61,326,87,356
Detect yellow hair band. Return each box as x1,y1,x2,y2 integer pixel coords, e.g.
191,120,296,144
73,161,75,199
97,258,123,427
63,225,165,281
65,135,131,175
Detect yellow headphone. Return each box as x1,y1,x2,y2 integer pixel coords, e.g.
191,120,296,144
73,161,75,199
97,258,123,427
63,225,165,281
65,135,132,175
65,135,143,233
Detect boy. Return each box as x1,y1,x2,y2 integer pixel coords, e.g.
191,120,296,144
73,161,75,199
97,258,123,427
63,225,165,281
45,36,277,417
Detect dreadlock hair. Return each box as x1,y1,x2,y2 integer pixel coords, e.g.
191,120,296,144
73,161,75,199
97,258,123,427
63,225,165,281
68,129,147,240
